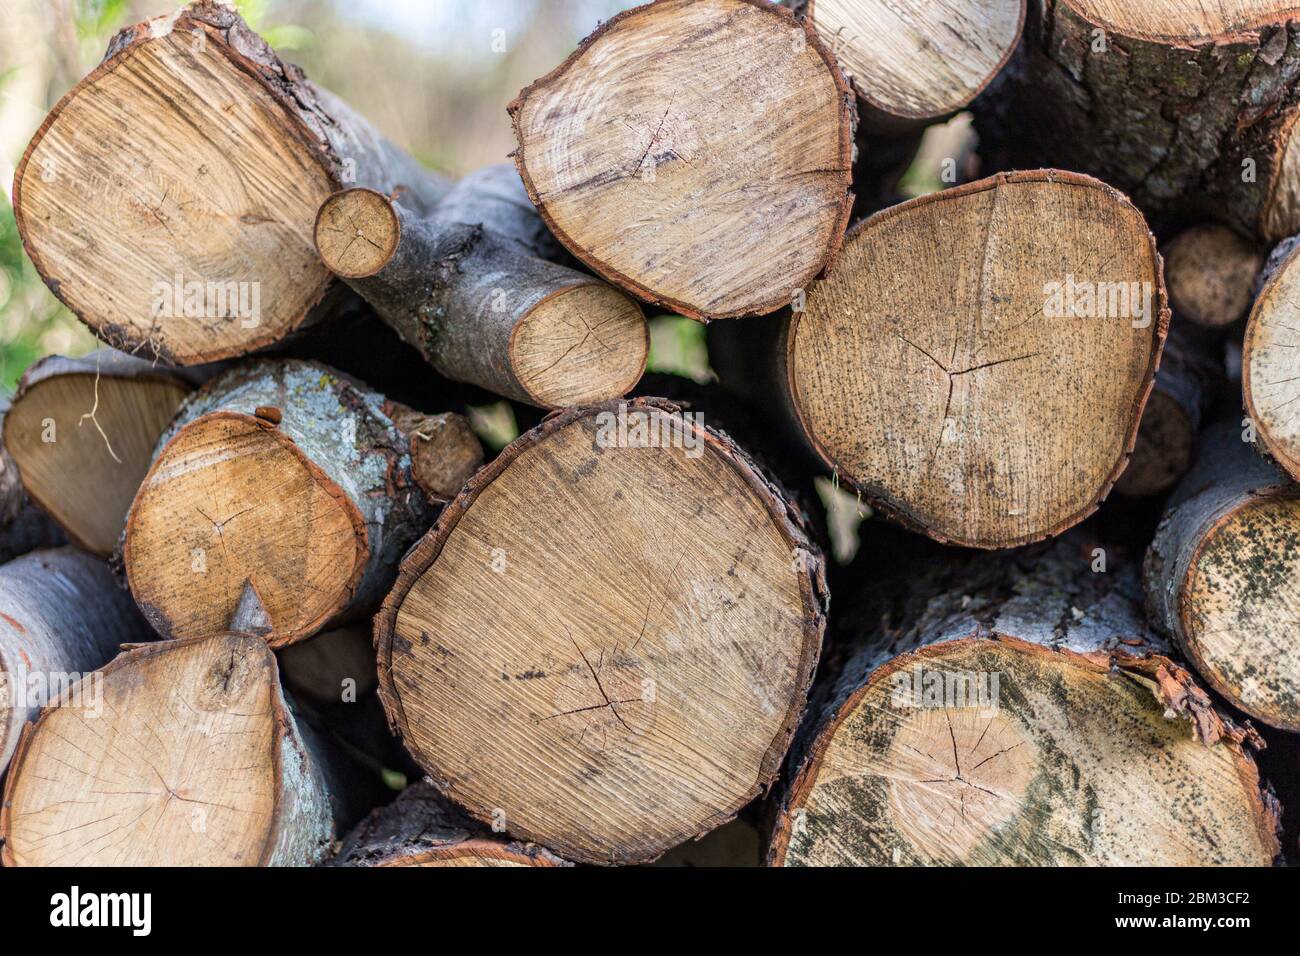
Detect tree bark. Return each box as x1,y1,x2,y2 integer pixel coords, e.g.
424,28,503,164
123,359,480,648
976,2,1300,243
0,547,149,774
768,534,1281,866
1244,233,1300,480
1144,419,1300,732
715,170,1169,549
2,350,199,556
1114,322,1222,497
508,0,855,319
1164,224,1266,330
314,165,649,409
12,1,449,365
332,781,570,867
0,631,340,866
789,0,1026,132
375,397,827,865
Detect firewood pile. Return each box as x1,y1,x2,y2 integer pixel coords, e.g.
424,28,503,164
2,0,1299,867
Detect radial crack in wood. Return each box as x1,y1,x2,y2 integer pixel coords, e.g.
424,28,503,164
769,538,1280,866
375,398,827,865
785,170,1168,548
0,633,336,866
508,0,855,319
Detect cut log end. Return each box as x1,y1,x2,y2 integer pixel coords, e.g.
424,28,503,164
1179,491,1300,732
1245,243,1300,479
381,407,484,502
789,171,1167,548
509,0,853,318
1068,0,1299,39
1165,225,1263,329
125,412,367,646
2,356,192,555
802,0,1025,122
376,399,825,865
314,188,401,279
1114,389,1194,497
0,633,335,867
510,283,649,407
770,638,1279,867
14,15,335,363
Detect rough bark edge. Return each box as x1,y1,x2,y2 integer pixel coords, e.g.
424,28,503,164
505,0,857,320
3,352,198,554
374,396,829,863
122,410,370,647
796,0,1028,126
785,168,1171,549
765,631,1281,866
1244,237,1300,480
10,3,347,364
0,633,335,867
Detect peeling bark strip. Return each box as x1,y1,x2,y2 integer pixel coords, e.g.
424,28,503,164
333,781,571,867
769,538,1281,866
778,170,1168,549
0,548,150,774
978,1,1300,243
3,351,198,556
314,166,649,409
1245,234,1300,479
1145,420,1300,733
1164,224,1265,330
790,0,1026,129
375,398,828,865
1115,323,1221,498
124,359,480,648
0,400,64,563
0,633,337,866
12,1,448,366
508,0,855,319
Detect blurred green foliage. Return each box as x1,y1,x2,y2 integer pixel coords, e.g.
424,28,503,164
646,315,712,383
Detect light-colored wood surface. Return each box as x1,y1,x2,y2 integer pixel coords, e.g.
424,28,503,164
510,0,854,318
1246,242,1300,478
1068,0,1300,38
4,358,191,555
15,22,335,363
510,282,649,407
789,170,1166,548
126,412,367,645
1164,224,1263,328
378,400,825,864
1,633,335,866
773,639,1278,866
807,0,1024,119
